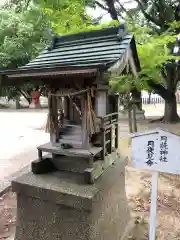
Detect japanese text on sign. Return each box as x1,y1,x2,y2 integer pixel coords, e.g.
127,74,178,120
159,136,168,163
146,141,155,166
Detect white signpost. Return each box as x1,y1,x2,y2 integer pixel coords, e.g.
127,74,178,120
132,129,180,240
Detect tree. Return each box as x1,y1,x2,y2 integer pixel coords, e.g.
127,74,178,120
0,0,118,108
126,2,180,123
4,0,180,119
1,0,111,108
110,25,180,122
0,5,52,105
87,0,180,29
86,0,180,123
6,0,92,34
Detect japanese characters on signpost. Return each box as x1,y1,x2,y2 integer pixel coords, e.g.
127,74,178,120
132,129,180,240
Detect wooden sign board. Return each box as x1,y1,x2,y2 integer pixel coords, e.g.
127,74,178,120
132,129,180,174
131,129,180,240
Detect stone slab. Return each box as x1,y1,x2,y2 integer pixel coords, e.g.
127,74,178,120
136,110,146,120
0,164,30,197
12,156,131,240
0,153,50,196
12,156,127,211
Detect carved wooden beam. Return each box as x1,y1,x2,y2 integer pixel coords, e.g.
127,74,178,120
128,48,138,78
108,49,129,76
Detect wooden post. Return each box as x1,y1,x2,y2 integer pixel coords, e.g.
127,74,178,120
128,104,133,133
15,95,20,109
132,103,138,132
101,126,106,160
63,96,68,118
81,95,89,149
95,90,107,117
115,113,119,149
38,149,43,160
109,115,113,154
53,94,58,142
115,96,120,149
49,90,58,144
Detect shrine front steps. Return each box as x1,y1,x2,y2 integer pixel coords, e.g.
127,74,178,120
58,123,83,148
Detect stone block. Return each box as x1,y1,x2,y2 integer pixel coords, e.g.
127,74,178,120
12,156,130,240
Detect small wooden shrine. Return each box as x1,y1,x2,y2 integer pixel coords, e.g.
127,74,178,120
0,25,140,184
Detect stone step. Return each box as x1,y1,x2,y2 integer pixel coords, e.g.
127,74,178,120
56,139,83,149
61,134,82,141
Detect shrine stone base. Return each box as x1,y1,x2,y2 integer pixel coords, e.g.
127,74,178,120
119,109,145,120
12,156,130,240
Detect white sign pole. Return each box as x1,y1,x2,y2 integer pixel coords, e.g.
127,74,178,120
149,171,158,240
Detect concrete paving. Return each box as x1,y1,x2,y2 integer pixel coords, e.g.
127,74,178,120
0,109,49,183
144,104,180,117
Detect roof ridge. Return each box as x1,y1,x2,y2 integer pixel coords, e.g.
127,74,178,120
48,24,126,51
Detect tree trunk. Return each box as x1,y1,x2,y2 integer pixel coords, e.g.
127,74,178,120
148,92,151,104
104,0,119,20
15,95,20,109
16,88,31,104
148,63,180,123
164,94,179,123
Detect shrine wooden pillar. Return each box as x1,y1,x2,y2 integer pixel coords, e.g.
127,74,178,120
95,85,108,159
95,85,108,117
81,94,89,149
128,47,145,120
48,89,58,144
63,97,68,118
115,95,120,149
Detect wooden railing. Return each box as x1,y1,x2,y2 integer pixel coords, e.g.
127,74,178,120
100,112,119,159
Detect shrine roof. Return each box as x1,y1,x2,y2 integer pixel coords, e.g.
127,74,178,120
0,24,140,82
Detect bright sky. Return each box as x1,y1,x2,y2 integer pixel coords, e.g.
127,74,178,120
87,1,137,22
0,0,137,22
0,0,6,5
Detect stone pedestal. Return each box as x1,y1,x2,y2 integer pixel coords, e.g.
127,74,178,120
135,109,145,120
12,157,131,240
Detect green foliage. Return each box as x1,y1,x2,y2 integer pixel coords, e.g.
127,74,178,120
0,84,31,101
0,5,52,100
6,0,89,33
0,7,51,69
65,20,120,34
110,74,136,93
138,32,176,81
0,0,119,100
39,0,119,35
42,0,88,34
110,22,180,93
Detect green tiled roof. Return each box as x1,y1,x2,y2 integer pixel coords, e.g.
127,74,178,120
19,25,134,71
0,25,140,79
